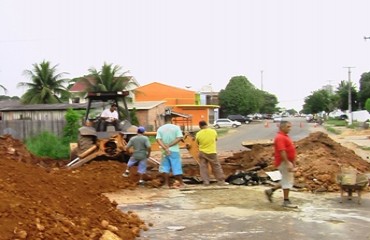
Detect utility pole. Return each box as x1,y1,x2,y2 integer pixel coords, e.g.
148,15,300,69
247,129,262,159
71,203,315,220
343,66,355,125
260,70,264,91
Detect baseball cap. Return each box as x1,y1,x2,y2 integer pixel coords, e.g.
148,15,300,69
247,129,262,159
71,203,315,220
137,126,145,133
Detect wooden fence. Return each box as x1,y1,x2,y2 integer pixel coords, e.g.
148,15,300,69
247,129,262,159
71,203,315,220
0,120,66,140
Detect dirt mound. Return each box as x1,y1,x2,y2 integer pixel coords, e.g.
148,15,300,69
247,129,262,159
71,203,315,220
224,131,370,192
0,135,149,240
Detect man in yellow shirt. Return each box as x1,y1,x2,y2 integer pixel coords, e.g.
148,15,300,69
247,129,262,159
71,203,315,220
195,120,227,186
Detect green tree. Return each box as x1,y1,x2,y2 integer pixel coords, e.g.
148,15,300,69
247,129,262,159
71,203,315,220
335,80,358,111
365,98,370,112
218,76,261,116
70,63,139,122
358,72,370,109
62,109,84,144
17,60,70,104
302,89,332,113
130,108,139,126
0,95,20,101
258,91,278,113
286,109,297,115
75,62,136,93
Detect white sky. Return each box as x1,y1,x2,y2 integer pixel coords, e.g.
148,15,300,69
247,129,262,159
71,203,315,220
1,0,370,111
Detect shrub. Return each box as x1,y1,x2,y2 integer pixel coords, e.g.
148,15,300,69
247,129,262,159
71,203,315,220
62,109,84,144
25,131,70,159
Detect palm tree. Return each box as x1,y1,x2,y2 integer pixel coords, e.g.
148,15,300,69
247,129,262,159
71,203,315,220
0,84,6,93
76,62,137,92
71,63,138,122
17,61,70,104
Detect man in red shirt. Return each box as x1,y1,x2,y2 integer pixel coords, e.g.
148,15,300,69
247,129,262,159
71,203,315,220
265,121,297,208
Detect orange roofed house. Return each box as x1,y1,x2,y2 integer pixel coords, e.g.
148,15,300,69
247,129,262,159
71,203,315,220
135,82,219,131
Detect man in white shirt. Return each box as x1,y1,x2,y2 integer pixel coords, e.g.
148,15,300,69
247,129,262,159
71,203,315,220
100,103,120,131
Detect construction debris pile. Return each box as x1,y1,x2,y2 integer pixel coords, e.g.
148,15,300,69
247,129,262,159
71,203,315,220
223,131,370,192
0,131,370,239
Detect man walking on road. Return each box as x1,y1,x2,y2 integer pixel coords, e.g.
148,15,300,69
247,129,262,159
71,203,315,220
156,115,185,189
265,120,298,208
195,120,226,186
123,126,151,185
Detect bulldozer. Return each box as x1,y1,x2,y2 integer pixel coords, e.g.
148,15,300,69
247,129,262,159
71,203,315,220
67,91,144,168
67,91,201,169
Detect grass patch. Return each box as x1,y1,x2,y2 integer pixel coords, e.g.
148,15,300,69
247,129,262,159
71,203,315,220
360,146,370,151
215,128,230,137
325,119,348,127
25,131,70,159
325,126,341,135
347,121,360,129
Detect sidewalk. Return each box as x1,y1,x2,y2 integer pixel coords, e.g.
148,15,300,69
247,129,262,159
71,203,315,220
313,125,370,162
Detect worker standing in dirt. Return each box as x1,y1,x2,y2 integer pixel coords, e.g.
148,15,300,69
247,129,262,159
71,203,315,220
123,126,151,185
265,120,298,208
156,115,185,189
100,103,120,131
195,120,227,186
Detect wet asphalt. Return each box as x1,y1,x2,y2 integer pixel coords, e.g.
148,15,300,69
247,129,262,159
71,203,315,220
109,185,370,240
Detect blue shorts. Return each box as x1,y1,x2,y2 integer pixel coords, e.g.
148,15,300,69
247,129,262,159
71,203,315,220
127,157,147,174
159,151,183,175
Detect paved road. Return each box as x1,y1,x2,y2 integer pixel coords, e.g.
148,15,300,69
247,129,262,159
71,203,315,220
217,117,314,152
109,185,370,240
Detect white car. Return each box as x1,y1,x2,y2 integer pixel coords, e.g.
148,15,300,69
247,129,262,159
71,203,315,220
273,115,283,122
213,118,242,128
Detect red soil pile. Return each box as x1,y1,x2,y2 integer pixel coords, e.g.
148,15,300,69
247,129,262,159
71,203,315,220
0,135,148,240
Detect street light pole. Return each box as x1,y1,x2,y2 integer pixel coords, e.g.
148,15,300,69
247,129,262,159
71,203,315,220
260,70,264,91
343,66,355,125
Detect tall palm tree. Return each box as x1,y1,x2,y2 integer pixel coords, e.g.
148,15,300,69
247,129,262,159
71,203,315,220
17,61,70,104
76,62,137,93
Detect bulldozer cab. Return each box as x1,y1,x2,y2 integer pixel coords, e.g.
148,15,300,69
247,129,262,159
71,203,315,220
83,91,135,139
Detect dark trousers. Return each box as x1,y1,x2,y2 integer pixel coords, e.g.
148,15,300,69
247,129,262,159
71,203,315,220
99,120,120,131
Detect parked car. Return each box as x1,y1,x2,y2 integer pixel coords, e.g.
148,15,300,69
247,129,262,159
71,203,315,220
213,118,242,128
262,113,273,119
272,115,282,122
227,114,251,124
338,114,348,120
245,115,254,122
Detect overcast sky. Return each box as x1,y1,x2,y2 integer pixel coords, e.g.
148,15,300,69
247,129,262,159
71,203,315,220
1,0,370,111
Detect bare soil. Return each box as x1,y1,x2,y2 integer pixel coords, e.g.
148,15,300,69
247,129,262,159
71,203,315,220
0,129,370,239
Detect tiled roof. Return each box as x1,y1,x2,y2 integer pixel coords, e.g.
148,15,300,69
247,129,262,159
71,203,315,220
70,81,87,92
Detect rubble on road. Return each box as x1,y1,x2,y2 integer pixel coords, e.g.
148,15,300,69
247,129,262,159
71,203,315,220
223,131,370,192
